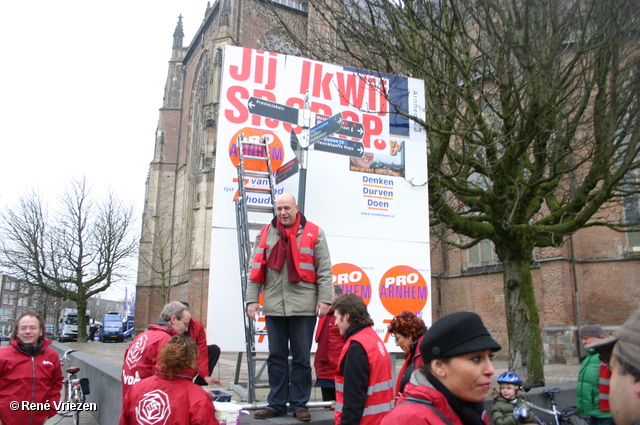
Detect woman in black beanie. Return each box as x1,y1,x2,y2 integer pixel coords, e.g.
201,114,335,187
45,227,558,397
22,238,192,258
381,311,501,425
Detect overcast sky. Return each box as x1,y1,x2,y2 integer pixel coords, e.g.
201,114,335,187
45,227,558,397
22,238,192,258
0,1,209,300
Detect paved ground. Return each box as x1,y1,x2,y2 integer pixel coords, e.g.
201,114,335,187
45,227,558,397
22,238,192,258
44,340,581,424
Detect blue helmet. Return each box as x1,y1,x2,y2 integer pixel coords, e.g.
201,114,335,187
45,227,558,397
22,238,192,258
497,371,522,384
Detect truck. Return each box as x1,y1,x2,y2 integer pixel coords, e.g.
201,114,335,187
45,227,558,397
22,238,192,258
100,312,125,343
123,315,135,340
58,308,90,342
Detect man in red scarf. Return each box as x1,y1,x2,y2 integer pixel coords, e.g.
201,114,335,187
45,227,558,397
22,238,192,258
247,193,333,422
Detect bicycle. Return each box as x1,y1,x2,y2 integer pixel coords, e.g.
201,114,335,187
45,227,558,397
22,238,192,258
56,349,90,425
521,381,589,425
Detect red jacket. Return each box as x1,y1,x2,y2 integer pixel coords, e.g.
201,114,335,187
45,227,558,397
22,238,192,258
122,323,177,397
381,380,490,425
120,369,220,425
314,308,344,380
395,335,425,397
187,318,210,379
0,339,63,425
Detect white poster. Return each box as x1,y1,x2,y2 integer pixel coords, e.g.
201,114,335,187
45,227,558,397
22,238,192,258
208,46,429,353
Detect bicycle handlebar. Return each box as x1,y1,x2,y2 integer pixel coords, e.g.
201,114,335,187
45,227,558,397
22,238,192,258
522,380,545,392
61,349,78,359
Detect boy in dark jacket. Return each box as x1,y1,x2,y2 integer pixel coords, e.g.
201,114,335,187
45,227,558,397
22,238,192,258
491,372,538,425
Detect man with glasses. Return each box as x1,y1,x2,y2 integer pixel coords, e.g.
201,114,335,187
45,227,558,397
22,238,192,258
121,301,191,397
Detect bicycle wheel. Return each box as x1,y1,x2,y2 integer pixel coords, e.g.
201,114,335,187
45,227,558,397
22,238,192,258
561,406,589,425
72,385,85,425
57,381,73,417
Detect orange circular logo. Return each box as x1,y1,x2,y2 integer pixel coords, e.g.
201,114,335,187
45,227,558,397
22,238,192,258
332,263,371,306
229,127,284,172
379,265,428,316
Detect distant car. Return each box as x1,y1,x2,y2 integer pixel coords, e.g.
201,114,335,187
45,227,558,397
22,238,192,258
0,334,10,341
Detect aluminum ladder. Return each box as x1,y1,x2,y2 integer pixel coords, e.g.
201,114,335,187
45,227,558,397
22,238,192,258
233,134,276,403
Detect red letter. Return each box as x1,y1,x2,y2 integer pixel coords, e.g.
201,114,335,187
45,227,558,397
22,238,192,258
299,61,311,95
312,63,333,101
225,86,249,124
337,73,366,108
363,114,384,150
229,48,253,81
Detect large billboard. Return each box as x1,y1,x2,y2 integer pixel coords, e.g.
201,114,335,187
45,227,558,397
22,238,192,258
208,46,429,352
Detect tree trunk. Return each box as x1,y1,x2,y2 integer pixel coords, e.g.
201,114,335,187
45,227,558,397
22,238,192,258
76,300,88,343
498,246,544,384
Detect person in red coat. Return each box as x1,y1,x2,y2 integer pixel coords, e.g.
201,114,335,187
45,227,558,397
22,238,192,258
0,310,63,425
120,334,220,425
180,302,222,386
314,284,345,401
122,301,191,397
381,312,501,425
387,310,428,398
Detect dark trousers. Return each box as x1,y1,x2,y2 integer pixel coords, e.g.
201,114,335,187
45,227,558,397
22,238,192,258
264,316,316,415
194,344,221,385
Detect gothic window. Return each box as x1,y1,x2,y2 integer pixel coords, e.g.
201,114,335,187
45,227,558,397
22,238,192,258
260,31,300,56
269,0,307,13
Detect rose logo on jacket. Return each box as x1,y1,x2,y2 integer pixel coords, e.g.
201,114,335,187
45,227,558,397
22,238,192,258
126,334,148,369
42,360,54,366
135,389,171,425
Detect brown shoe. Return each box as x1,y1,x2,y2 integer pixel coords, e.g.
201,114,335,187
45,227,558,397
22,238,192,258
294,410,311,422
254,409,280,419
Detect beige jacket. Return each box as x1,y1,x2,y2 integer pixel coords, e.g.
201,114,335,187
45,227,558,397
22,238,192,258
246,217,333,316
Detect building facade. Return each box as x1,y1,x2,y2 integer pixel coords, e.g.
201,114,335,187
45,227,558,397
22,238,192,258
136,0,640,362
135,0,310,330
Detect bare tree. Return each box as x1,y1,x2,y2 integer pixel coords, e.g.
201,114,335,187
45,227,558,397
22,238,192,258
272,0,640,381
137,220,189,305
0,177,137,342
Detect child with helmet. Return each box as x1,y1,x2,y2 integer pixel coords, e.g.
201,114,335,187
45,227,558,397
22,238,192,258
491,371,539,425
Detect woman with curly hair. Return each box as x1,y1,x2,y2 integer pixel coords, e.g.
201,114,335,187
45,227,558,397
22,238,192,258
388,310,428,398
120,334,219,425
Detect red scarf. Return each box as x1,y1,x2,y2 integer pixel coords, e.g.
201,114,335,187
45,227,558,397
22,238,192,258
266,213,302,283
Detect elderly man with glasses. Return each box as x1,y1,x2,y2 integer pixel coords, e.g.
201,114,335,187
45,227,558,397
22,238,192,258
121,301,192,397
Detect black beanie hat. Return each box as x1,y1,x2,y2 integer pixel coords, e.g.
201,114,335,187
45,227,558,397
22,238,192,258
421,311,501,363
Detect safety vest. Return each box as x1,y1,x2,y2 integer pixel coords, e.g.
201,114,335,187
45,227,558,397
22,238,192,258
335,327,395,425
249,221,319,284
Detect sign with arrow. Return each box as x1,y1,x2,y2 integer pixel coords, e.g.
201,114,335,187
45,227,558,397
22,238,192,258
247,97,300,125
290,130,303,163
313,136,365,158
309,112,342,145
275,158,299,184
317,114,364,140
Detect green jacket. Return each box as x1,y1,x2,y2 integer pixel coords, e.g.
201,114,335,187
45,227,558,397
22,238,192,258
491,392,538,425
576,349,611,418
246,218,333,316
